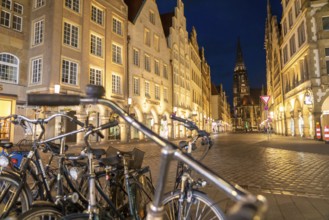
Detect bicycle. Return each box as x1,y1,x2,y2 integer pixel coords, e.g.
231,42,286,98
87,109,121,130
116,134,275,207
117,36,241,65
162,114,225,219
23,84,267,220
0,112,116,218
97,146,154,219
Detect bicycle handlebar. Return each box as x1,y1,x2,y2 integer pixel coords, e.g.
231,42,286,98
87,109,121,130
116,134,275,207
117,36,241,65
0,113,84,127
27,93,81,106
170,114,198,131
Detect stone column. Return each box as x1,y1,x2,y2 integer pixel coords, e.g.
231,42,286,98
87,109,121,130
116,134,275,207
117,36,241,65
120,122,127,143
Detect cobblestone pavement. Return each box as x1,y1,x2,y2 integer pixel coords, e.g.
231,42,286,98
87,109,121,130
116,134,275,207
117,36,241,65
101,133,329,220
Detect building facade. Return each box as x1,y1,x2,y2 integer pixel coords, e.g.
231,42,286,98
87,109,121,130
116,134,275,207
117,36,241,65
266,0,329,139
161,0,193,138
265,0,284,134
189,27,203,129
125,0,172,140
0,0,129,143
211,83,232,132
0,0,219,143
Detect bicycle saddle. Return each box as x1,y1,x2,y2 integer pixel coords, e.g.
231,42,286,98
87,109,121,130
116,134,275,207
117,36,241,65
98,156,122,167
178,141,188,149
91,148,106,159
0,142,13,149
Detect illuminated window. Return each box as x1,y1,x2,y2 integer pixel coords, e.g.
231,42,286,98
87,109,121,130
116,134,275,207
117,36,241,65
133,77,140,95
64,22,79,48
62,59,78,85
34,0,45,9
163,87,168,102
91,34,103,57
112,73,122,94
31,57,42,84
12,15,22,31
0,10,10,27
297,22,305,47
145,81,150,98
2,0,11,9
0,53,18,83
13,3,23,14
144,54,151,72
323,17,329,31
90,67,102,85
133,48,139,66
91,5,103,25
154,59,160,75
113,17,122,35
32,18,44,46
149,10,155,24
112,43,122,64
163,64,168,79
154,34,159,51
65,0,80,13
144,28,150,46
155,85,160,100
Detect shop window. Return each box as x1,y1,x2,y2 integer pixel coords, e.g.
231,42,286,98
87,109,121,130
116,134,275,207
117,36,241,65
0,99,13,140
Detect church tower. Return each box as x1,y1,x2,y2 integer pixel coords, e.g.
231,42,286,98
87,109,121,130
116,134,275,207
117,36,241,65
233,38,250,109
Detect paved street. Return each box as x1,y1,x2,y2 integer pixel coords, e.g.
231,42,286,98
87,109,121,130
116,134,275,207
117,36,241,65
102,133,329,220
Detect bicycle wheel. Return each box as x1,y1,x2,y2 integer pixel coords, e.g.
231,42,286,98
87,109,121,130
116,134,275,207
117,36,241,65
0,173,31,218
17,206,63,220
162,190,225,220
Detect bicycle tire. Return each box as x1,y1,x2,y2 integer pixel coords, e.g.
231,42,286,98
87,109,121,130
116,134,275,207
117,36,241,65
17,206,63,220
0,173,31,219
162,190,225,220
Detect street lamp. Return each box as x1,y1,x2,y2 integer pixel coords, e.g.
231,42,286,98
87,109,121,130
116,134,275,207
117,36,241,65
54,84,61,94
127,97,132,142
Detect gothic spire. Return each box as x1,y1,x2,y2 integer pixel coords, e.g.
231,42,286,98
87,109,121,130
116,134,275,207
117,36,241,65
234,38,246,72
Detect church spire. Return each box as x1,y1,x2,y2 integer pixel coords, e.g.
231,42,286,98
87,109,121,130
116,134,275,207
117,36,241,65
234,38,246,72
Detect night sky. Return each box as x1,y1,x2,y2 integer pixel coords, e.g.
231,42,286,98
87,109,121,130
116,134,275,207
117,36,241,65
156,0,282,105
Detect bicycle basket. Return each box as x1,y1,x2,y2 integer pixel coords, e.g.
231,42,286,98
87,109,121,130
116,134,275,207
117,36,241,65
129,148,145,169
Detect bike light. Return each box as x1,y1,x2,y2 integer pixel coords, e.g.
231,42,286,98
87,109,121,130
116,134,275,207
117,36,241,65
69,167,79,180
0,155,9,168
10,158,18,165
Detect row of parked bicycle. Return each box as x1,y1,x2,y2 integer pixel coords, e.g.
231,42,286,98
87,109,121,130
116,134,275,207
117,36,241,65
0,85,267,220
